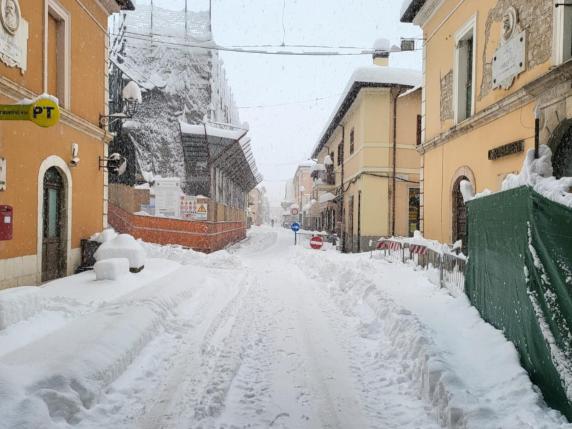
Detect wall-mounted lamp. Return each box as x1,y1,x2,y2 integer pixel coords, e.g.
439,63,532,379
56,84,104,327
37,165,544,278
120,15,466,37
99,81,142,128
99,153,127,176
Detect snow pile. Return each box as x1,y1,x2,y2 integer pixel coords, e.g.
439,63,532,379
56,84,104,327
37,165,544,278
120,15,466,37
94,234,145,270
0,287,45,331
94,258,130,281
90,228,118,244
122,80,142,103
295,247,572,428
0,268,198,428
502,146,572,207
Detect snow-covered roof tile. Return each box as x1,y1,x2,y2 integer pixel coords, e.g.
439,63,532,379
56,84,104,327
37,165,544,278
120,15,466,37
311,65,421,158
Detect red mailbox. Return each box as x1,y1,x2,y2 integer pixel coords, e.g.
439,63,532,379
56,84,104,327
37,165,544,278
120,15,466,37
0,205,13,241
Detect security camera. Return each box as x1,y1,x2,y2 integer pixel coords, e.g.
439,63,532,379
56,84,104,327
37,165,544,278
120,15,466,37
70,157,80,167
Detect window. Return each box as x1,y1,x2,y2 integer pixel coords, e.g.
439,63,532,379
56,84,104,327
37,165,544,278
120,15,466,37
454,17,476,123
46,2,70,108
555,3,572,64
337,142,344,166
349,128,355,154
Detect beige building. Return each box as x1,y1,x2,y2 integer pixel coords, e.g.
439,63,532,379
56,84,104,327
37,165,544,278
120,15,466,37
311,47,422,252
0,0,133,289
402,0,572,245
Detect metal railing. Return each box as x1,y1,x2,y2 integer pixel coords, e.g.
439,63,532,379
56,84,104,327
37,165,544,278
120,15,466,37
375,239,467,296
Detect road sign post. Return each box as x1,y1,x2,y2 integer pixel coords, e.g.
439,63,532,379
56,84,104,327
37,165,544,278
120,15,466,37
291,222,300,245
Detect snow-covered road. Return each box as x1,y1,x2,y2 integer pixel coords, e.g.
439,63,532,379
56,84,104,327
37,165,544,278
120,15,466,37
1,227,571,428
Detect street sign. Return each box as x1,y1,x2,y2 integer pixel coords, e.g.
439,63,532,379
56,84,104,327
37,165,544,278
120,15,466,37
291,207,299,216
291,222,300,232
0,97,60,128
310,235,324,250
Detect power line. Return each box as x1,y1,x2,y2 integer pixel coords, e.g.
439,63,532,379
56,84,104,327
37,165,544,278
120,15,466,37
238,94,341,109
115,32,386,56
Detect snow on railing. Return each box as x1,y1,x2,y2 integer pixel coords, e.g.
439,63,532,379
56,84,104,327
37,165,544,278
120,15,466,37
375,237,466,296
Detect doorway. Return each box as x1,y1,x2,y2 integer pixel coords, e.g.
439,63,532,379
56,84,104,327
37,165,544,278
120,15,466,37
42,167,67,282
452,176,469,251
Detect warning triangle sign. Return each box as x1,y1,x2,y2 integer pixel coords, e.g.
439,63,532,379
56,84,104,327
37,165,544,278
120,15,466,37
197,205,207,213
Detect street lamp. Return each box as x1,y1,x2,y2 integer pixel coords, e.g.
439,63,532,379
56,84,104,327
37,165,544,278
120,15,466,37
99,80,142,128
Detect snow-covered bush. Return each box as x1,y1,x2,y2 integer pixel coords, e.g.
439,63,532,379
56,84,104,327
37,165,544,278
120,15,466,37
94,234,145,271
94,258,130,281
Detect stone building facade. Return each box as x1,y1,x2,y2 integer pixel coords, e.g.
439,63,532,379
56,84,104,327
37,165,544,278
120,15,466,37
402,0,572,245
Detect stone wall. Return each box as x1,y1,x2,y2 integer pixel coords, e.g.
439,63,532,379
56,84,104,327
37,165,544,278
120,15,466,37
479,0,553,100
440,70,454,122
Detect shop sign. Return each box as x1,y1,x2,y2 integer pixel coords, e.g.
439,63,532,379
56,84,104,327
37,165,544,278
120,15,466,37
488,140,524,160
0,98,60,127
0,0,27,73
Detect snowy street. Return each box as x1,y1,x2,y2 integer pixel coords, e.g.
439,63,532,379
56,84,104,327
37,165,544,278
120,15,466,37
0,227,570,429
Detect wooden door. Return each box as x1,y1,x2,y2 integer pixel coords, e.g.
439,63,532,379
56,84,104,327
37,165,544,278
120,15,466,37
452,176,468,252
42,167,66,282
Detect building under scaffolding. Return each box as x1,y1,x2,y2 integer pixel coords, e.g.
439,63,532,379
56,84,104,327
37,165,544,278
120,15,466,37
179,122,262,217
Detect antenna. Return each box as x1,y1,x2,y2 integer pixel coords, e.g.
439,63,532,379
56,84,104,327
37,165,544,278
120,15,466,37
185,0,188,37
150,0,154,35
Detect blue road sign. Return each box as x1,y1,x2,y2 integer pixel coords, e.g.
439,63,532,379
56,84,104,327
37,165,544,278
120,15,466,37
291,222,300,232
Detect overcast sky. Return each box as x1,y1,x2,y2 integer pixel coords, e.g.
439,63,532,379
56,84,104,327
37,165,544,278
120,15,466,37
134,0,422,205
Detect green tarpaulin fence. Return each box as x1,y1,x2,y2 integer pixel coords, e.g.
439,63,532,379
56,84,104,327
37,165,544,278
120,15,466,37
466,186,572,420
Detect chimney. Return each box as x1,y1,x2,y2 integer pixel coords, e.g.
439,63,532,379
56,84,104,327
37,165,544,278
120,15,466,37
372,38,390,67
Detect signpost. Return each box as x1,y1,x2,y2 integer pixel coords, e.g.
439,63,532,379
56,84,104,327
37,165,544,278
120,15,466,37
291,222,300,245
0,97,60,128
310,235,324,250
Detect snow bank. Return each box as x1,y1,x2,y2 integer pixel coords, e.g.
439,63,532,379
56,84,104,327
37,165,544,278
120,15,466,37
94,234,145,270
295,247,572,427
0,267,198,428
94,259,130,281
0,287,45,331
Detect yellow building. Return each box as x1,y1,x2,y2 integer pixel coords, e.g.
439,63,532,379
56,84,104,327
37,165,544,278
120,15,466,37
0,0,133,289
402,0,572,245
311,46,422,252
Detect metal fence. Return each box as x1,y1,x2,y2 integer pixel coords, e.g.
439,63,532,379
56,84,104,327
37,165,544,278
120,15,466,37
376,240,467,296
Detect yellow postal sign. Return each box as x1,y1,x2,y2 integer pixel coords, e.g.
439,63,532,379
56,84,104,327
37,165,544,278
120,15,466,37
0,98,60,128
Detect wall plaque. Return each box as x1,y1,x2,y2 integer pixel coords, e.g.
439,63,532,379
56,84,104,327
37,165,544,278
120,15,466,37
492,7,526,90
0,0,27,73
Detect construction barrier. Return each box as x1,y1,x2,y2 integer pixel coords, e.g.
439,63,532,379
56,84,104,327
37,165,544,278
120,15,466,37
465,186,572,421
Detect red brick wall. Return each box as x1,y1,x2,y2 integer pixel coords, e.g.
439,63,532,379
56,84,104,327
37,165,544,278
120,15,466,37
108,204,246,253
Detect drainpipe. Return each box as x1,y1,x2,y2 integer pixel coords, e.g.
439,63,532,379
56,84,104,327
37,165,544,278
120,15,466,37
338,124,345,252
534,105,540,159
391,89,398,237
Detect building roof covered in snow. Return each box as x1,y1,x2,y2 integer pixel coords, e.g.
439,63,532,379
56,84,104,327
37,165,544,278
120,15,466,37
400,0,427,23
311,66,421,158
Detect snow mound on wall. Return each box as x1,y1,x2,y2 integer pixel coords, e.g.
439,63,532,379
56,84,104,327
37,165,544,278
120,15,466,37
95,234,145,269
94,258,130,281
502,146,572,207
0,287,45,331
90,228,119,244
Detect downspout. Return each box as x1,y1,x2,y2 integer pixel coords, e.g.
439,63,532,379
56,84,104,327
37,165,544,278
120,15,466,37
338,124,345,252
357,190,362,252
391,89,398,237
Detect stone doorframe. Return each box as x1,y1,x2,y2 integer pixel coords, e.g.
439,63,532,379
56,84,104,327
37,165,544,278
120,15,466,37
36,155,73,283
449,166,476,243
